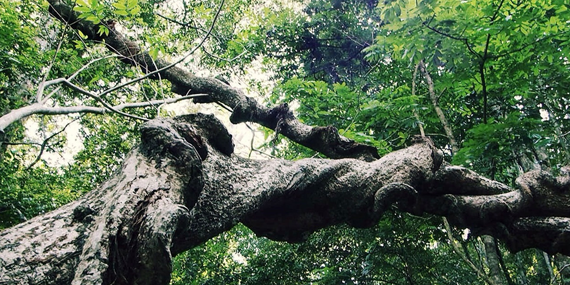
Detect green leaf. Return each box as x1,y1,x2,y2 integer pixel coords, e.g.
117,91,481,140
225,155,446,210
73,6,92,13
126,0,138,9
85,15,100,24
98,25,109,36
149,47,158,59
112,1,127,10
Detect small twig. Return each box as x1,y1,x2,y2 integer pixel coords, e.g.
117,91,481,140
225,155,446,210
1,141,43,147
201,48,248,63
26,117,81,169
214,101,233,112
422,21,480,58
42,78,148,121
36,23,69,102
245,122,256,158
41,55,118,103
412,61,425,137
0,94,208,133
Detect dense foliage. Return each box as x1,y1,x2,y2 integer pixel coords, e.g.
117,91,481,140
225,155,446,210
2,0,570,283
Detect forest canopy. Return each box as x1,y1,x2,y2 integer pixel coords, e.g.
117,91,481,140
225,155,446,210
1,0,570,284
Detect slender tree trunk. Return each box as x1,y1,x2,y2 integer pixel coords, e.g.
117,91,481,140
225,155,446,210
417,60,505,284
482,235,508,285
417,60,459,154
514,253,529,285
555,254,570,285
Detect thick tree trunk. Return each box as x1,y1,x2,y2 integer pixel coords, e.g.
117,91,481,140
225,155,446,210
2,113,570,284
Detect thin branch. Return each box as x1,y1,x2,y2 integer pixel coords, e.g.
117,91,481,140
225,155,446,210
41,55,118,103
155,12,195,28
43,78,149,121
443,218,497,285
480,34,491,124
26,116,80,169
155,12,227,45
105,0,225,89
43,0,224,119
0,94,207,133
490,0,507,23
201,47,249,63
36,23,69,102
418,60,459,153
422,20,481,58
412,62,425,137
214,101,233,112
47,0,379,161
113,94,208,110
2,141,43,147
245,122,256,159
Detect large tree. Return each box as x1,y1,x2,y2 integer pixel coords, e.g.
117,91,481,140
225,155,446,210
1,0,570,284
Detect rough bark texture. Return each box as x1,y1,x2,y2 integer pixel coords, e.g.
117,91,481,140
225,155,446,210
1,2,570,284
482,235,507,285
2,113,570,284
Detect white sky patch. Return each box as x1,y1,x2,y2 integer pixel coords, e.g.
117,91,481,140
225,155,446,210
540,109,549,121
462,228,470,240
24,117,84,167
232,251,247,265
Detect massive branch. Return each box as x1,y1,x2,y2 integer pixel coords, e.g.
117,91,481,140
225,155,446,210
46,0,379,162
1,114,570,285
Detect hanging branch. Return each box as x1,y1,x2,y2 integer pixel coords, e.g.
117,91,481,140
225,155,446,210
45,0,380,162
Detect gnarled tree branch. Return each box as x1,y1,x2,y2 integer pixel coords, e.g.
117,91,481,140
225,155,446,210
45,0,379,162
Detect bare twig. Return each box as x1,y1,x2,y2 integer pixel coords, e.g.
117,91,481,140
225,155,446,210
26,116,80,169
36,23,69,102
41,55,118,103
42,78,149,121
422,18,480,58
418,60,459,153
0,94,207,133
412,62,425,137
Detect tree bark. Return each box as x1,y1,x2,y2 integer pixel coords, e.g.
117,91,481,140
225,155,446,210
417,60,459,154
2,113,570,284
417,60,505,284
482,235,507,285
